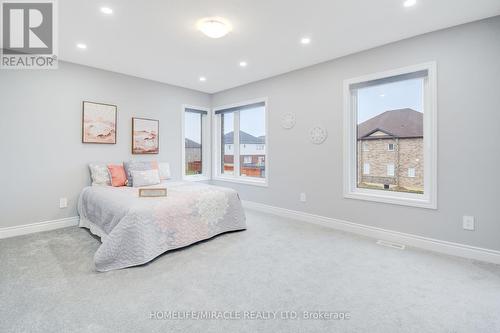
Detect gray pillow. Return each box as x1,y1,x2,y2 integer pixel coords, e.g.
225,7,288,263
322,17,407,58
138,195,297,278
123,161,157,187
131,169,161,187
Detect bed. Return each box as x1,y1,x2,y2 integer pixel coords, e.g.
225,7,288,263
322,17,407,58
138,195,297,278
78,181,246,271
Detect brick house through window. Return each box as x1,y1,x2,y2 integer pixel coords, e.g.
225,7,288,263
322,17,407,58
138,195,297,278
357,108,423,193
222,131,266,178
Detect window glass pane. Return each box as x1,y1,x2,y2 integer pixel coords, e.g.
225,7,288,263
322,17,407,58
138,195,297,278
185,112,203,175
221,112,234,175
356,77,424,194
239,106,266,178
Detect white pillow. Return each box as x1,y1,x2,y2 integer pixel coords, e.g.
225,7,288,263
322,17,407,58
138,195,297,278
88,163,111,186
131,169,161,187
158,162,171,180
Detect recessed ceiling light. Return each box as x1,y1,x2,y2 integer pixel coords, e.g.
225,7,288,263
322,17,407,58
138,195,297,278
199,76,207,82
239,61,247,67
76,43,87,49
379,94,385,97
100,7,113,15
403,0,416,7
300,37,311,45
197,17,232,39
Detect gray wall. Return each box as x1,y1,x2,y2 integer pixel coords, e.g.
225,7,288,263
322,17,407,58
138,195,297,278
0,62,210,228
210,17,500,251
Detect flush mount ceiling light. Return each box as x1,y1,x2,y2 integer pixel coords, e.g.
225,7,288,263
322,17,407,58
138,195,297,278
239,61,247,67
76,43,87,49
300,37,311,45
197,17,232,38
100,7,113,15
199,76,207,82
403,0,417,7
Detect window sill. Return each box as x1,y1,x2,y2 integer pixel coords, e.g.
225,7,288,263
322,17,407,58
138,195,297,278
213,175,268,187
344,189,436,209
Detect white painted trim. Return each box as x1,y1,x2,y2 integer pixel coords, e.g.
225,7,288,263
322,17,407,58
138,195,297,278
242,201,500,265
212,97,269,187
343,62,437,209
0,216,80,239
181,104,211,181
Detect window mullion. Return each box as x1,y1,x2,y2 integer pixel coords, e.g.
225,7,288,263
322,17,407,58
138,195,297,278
234,111,241,178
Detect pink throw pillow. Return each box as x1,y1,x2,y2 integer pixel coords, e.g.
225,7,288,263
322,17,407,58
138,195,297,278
107,164,127,187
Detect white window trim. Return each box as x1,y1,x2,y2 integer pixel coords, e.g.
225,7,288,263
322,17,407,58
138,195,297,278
212,97,269,187
181,105,211,181
387,143,395,151
343,62,437,209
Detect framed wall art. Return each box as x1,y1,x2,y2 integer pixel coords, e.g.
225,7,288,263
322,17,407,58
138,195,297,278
82,101,117,144
132,117,159,154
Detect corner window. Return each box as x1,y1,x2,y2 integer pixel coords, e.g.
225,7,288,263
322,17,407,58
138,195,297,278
182,106,210,180
344,63,437,209
214,99,267,186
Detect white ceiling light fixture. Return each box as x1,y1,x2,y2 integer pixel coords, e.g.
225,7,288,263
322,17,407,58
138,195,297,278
100,7,113,15
197,17,232,39
300,37,311,45
239,61,247,67
76,43,87,49
199,76,207,82
403,0,417,7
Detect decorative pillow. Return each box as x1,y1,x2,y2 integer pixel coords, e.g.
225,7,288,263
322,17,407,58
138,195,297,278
158,162,171,180
88,163,111,186
107,164,128,187
123,161,159,187
131,169,161,187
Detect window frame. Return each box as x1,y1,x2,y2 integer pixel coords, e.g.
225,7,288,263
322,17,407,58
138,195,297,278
181,105,211,181
212,98,269,187
343,62,437,209
387,143,395,151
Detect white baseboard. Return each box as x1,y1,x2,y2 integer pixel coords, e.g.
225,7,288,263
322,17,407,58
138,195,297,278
242,201,500,265
0,216,80,239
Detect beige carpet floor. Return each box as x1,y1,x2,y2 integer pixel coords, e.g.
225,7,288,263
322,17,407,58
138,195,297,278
1,209,500,332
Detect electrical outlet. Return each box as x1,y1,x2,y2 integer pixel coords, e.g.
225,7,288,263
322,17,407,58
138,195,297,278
462,216,475,231
300,192,307,202
59,198,68,209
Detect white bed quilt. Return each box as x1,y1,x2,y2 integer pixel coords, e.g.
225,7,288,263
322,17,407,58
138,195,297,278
78,181,246,271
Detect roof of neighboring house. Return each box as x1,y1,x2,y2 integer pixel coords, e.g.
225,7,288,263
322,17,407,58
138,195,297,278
357,108,423,140
224,131,265,144
185,138,201,148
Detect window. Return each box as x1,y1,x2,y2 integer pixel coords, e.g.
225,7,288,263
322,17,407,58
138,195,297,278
343,62,437,209
387,164,395,177
363,163,370,175
408,168,416,178
182,106,210,180
214,99,267,186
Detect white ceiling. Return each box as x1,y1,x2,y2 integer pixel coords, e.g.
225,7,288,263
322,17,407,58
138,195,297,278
60,0,500,94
